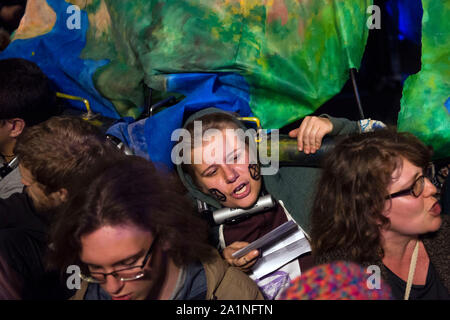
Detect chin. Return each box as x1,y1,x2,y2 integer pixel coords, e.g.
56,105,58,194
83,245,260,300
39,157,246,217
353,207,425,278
429,217,443,232
237,195,259,209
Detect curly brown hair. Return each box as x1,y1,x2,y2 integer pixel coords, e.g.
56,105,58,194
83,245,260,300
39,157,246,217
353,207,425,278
49,156,215,272
310,129,432,264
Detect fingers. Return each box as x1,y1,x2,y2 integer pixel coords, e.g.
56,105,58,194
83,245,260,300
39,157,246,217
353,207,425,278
288,128,299,138
295,116,333,154
232,250,259,272
222,242,259,273
222,241,249,265
295,116,309,152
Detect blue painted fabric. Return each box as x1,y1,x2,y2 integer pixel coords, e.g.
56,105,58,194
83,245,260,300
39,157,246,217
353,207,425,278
107,72,252,170
0,0,118,119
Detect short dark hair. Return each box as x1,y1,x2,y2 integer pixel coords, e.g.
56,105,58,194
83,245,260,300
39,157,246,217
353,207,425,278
0,58,60,126
49,156,215,272
14,116,122,195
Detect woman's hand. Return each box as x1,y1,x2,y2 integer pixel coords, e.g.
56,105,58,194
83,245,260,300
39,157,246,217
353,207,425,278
222,241,260,273
288,116,333,154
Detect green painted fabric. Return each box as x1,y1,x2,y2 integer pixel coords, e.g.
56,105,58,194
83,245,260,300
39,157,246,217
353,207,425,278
398,0,450,159
74,0,371,127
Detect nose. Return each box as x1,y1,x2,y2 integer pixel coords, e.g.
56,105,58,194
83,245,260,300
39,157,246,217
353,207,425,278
423,177,437,197
103,274,125,295
222,165,238,183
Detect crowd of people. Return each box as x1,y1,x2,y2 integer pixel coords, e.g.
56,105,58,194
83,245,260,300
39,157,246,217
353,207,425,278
0,57,448,300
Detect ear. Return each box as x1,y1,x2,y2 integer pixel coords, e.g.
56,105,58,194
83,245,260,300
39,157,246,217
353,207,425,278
382,200,392,218
54,188,69,203
9,118,26,138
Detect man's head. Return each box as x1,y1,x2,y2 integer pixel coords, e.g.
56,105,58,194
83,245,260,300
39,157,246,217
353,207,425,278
0,58,59,155
14,116,121,211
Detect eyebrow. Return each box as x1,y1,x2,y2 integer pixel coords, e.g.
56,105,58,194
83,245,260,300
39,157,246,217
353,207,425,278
200,147,241,176
398,171,422,190
85,250,144,270
201,164,217,177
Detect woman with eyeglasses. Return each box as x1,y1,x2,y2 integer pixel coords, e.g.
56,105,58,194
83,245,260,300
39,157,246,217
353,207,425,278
48,156,263,300
310,129,450,300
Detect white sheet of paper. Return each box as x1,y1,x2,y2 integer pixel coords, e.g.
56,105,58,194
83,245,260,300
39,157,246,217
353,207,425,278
250,229,311,279
232,220,297,259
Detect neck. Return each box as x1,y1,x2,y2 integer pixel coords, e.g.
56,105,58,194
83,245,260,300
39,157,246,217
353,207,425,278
157,256,181,300
0,139,16,163
381,229,419,262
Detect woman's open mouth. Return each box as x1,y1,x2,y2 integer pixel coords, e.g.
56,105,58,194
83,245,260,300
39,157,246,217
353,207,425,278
232,182,251,199
429,201,441,216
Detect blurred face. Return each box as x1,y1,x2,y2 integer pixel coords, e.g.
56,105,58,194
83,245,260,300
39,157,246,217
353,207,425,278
383,158,441,236
191,128,262,209
80,224,164,300
19,164,65,212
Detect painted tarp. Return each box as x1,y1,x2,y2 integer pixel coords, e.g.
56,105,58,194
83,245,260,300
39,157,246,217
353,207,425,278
397,0,450,159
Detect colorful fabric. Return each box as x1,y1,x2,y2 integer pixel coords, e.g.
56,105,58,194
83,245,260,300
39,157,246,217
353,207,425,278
0,0,119,119
280,261,393,300
106,72,252,168
1,0,370,127
2,0,446,159
397,0,450,160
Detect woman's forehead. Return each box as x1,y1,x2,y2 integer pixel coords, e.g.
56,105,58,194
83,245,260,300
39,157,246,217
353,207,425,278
80,225,152,261
193,130,247,162
389,158,422,187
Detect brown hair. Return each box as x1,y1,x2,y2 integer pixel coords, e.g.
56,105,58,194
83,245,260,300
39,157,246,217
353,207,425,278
14,116,120,195
49,156,215,271
310,129,432,263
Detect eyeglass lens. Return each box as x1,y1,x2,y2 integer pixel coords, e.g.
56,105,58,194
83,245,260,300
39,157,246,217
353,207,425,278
412,176,425,197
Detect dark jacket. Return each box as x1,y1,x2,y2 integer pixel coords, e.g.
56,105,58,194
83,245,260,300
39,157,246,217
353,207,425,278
0,192,71,299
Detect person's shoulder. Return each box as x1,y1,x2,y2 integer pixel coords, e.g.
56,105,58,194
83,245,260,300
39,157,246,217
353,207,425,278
201,249,228,277
0,192,29,210
0,192,35,229
0,167,24,199
202,250,264,300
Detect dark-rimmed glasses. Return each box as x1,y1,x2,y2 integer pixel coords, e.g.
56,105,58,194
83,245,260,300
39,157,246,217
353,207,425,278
80,236,158,284
386,163,435,200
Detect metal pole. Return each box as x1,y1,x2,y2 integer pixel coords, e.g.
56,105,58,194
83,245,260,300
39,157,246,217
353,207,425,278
350,68,365,119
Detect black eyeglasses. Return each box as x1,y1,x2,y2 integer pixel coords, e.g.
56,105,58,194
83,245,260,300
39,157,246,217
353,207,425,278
386,164,435,200
80,236,158,284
